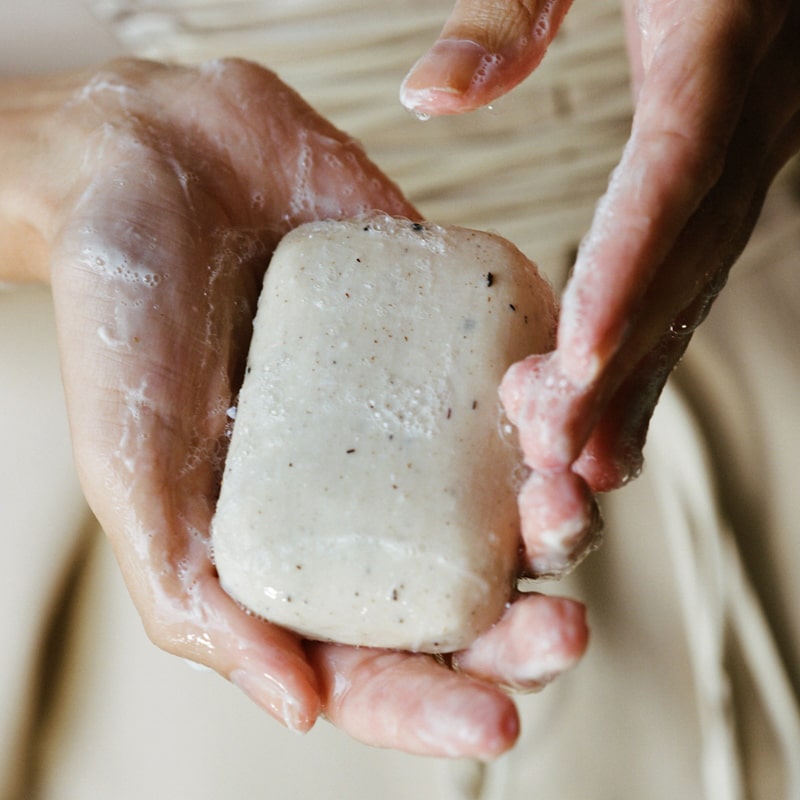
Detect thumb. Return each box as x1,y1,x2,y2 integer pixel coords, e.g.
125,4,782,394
401,0,574,115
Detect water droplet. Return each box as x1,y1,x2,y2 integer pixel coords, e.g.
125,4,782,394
669,319,694,336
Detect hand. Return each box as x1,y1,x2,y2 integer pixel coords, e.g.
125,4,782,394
403,1,800,496
1,59,588,758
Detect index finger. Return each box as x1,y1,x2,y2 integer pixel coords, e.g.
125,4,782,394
400,0,574,115
557,2,777,387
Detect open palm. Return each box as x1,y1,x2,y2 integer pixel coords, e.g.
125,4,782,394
44,59,587,757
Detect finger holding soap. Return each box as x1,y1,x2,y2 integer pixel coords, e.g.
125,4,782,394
307,593,590,758
307,643,520,759
517,470,602,578
452,592,589,692
500,355,602,577
500,351,597,472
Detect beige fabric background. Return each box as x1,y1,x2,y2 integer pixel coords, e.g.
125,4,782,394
2,1,799,798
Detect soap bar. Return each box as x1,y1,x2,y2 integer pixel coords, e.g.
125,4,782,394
211,215,556,652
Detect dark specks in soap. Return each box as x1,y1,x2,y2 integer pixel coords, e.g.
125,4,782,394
486,272,494,287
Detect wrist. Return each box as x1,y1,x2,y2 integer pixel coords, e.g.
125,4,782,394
0,69,94,284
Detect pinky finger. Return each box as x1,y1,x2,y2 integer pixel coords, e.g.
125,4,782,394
452,593,589,691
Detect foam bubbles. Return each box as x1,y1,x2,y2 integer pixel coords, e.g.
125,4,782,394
366,373,452,440
470,53,505,91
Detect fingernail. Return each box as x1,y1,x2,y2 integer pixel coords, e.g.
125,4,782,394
231,668,314,734
400,39,489,113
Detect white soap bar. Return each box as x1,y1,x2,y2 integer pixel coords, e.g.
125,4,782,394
211,215,556,652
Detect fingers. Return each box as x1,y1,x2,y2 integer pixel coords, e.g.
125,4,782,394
73,416,324,734
517,470,602,576
308,591,588,758
509,10,800,477
452,593,589,691
556,1,774,388
501,352,596,470
572,329,690,492
93,422,323,733
71,400,323,732
400,0,574,115
500,357,601,573
151,568,322,733
307,643,520,759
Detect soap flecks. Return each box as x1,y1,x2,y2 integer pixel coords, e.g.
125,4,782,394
212,214,556,652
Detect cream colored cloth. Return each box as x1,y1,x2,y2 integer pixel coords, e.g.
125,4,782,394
2,1,800,798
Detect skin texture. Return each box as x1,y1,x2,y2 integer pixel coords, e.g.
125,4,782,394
0,59,589,758
403,0,800,495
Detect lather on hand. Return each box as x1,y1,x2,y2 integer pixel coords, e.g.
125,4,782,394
402,0,800,492
0,58,589,759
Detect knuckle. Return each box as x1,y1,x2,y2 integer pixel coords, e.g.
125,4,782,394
450,0,540,51
140,611,178,654
635,124,728,196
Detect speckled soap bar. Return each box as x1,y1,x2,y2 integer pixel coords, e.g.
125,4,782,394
211,215,556,652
